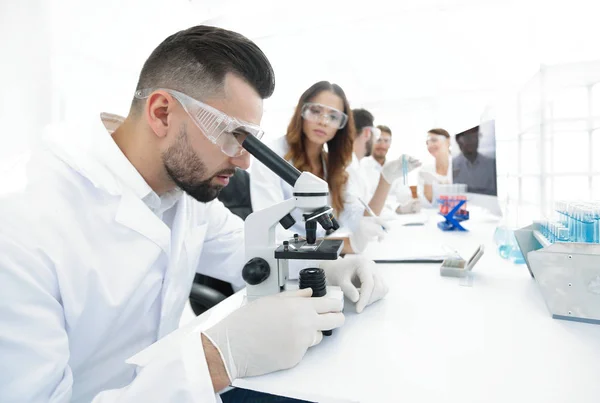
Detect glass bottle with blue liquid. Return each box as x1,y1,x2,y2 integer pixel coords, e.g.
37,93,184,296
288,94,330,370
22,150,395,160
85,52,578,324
493,197,525,264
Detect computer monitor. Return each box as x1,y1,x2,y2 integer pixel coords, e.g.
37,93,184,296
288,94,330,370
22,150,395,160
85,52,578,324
451,120,501,216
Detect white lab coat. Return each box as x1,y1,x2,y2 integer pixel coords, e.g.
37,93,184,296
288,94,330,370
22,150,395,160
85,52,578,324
345,153,371,204
417,159,453,208
250,136,363,238
0,114,245,402
359,156,412,204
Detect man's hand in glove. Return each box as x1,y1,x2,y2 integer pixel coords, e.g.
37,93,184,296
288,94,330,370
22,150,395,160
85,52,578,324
320,255,389,313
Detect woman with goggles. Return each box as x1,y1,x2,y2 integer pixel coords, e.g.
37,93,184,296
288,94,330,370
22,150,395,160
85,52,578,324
250,81,356,247
418,128,453,205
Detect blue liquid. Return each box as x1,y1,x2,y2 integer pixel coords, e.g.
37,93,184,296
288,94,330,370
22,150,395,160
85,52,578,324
583,220,595,243
509,248,526,264
494,226,525,264
498,244,512,259
568,215,576,242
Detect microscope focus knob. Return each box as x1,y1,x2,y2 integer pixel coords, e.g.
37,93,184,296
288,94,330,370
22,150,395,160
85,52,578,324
242,257,270,285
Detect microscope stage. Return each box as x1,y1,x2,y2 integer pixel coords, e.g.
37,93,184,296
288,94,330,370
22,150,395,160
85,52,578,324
274,239,344,260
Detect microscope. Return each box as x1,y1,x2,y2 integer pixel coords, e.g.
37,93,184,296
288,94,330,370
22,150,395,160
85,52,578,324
240,135,344,300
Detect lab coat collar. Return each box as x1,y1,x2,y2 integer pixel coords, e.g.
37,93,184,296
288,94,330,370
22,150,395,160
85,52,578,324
43,113,175,253
98,113,181,216
97,112,155,201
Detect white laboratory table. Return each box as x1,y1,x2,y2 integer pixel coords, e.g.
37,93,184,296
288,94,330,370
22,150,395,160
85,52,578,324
195,210,600,403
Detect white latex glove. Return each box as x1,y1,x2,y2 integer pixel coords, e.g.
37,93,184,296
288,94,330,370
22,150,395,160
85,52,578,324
348,216,388,253
203,288,344,382
396,198,421,214
382,155,422,184
320,255,389,313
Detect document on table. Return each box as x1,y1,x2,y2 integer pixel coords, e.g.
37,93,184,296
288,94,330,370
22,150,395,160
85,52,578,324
362,227,456,263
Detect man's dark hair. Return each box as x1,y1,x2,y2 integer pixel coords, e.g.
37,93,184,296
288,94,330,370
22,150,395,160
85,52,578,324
455,126,479,141
377,125,392,136
352,108,375,135
131,25,275,112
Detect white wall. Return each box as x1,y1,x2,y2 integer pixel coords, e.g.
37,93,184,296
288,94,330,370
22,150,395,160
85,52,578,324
3,0,600,206
0,0,52,164
0,0,217,164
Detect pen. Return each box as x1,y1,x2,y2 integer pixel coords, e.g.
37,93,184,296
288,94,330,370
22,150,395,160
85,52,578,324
358,197,388,233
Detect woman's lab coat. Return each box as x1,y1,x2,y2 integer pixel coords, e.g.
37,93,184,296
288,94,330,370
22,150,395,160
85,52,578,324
0,114,245,402
250,136,363,242
417,158,453,208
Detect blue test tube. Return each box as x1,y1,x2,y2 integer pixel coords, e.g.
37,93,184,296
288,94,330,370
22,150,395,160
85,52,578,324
594,206,600,243
560,201,568,226
557,226,569,242
575,205,582,242
582,208,595,243
541,219,547,238
568,204,577,242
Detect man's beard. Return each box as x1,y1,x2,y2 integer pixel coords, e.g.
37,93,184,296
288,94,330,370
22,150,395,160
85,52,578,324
162,125,235,203
373,151,386,163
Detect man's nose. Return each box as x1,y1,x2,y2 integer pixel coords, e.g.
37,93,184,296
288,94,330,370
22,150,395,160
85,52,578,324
231,149,251,170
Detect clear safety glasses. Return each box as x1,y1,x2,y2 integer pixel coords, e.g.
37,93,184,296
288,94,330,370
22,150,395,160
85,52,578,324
426,134,447,145
301,102,348,129
135,88,264,157
368,127,381,142
376,135,391,145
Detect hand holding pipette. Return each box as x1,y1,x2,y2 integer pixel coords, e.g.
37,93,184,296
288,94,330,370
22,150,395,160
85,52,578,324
381,154,421,185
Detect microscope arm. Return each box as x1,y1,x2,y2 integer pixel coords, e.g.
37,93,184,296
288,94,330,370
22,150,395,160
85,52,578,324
244,198,295,253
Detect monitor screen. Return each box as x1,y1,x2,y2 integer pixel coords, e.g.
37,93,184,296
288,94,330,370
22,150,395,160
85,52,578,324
451,120,497,197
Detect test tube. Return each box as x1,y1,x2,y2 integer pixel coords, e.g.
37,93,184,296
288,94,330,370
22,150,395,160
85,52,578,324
541,219,548,238
582,207,595,243
402,155,408,185
567,204,576,242
557,225,569,242
558,201,567,225
594,203,600,243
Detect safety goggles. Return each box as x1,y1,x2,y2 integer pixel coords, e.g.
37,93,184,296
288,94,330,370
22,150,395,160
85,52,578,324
367,127,381,141
301,102,348,129
135,88,264,157
426,134,448,145
375,134,391,145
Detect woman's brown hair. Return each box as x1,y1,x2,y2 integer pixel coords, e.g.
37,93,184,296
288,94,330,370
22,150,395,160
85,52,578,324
284,81,355,213
428,128,450,138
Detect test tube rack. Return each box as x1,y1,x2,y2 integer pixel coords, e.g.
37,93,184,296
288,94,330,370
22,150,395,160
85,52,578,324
514,223,600,325
437,199,470,231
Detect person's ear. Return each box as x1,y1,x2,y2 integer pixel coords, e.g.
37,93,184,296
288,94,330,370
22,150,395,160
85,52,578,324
144,91,176,139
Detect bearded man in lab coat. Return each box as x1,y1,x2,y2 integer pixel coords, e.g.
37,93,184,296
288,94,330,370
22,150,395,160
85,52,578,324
0,26,388,403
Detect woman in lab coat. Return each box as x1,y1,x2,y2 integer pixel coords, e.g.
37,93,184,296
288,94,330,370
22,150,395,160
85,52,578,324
250,81,361,242
418,128,453,207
